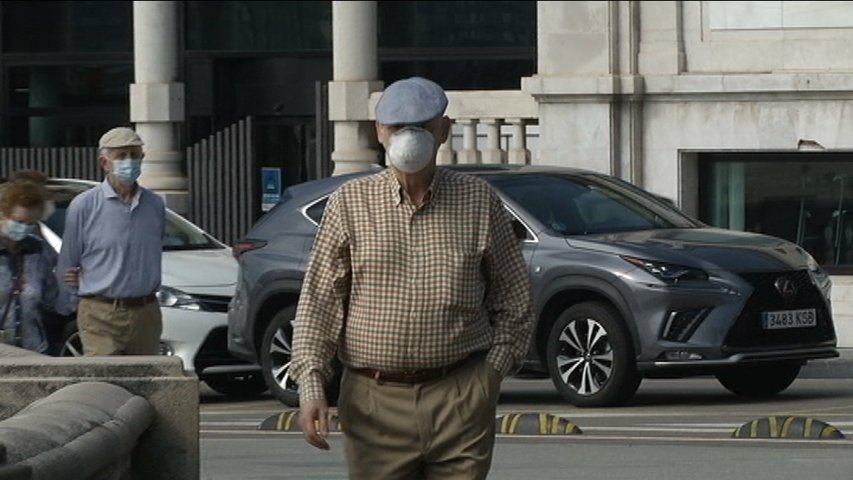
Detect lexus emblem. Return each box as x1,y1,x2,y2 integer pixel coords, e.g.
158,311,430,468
774,277,797,301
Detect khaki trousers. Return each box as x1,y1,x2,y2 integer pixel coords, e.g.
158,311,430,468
76,297,162,355
338,356,501,480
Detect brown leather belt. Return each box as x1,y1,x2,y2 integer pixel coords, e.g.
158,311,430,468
350,351,486,385
81,293,158,308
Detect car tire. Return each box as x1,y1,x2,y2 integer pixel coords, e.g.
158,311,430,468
59,321,84,357
260,307,301,406
546,301,641,407
260,307,342,407
203,372,268,398
715,362,801,397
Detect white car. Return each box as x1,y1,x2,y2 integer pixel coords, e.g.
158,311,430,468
37,178,265,398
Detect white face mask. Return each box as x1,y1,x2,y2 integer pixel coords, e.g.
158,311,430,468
386,127,435,174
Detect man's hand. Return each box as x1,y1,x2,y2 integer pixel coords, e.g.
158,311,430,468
299,399,330,450
63,267,80,288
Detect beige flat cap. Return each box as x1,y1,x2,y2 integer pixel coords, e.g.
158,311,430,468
98,127,144,149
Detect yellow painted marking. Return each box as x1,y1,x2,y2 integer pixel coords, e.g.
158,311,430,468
509,414,522,434
820,426,839,438
733,426,742,437
804,418,814,437
780,416,795,437
551,417,561,434
750,420,759,438
768,416,778,438
500,415,511,434
276,411,296,431
539,413,548,435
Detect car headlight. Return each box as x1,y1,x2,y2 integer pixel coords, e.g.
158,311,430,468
622,256,709,285
156,286,202,310
801,249,831,294
805,250,823,274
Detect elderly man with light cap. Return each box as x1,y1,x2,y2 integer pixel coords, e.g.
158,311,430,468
57,126,165,356
291,77,533,479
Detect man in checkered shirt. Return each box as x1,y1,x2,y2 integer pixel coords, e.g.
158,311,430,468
292,77,533,480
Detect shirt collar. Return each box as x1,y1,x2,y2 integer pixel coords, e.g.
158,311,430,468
100,177,142,207
381,167,446,207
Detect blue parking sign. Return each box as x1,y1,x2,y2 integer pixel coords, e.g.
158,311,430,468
261,167,282,212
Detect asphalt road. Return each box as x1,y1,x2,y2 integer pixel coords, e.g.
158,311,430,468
200,376,853,479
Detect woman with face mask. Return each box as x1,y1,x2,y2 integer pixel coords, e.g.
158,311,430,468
0,179,60,353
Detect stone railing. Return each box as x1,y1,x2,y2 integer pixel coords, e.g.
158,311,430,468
368,89,539,166
0,344,198,480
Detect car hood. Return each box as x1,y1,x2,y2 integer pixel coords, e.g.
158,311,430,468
162,248,238,293
568,227,812,272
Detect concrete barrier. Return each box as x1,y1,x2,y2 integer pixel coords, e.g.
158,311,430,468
0,344,198,480
0,382,154,479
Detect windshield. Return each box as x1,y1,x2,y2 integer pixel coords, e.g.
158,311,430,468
486,173,700,235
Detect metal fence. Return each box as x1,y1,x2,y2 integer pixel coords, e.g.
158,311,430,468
186,116,255,246
0,117,255,246
0,148,101,181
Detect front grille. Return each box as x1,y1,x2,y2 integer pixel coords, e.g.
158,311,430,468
195,294,231,313
723,270,835,350
194,326,254,372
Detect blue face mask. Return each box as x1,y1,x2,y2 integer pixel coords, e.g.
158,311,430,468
2,220,35,242
112,158,142,185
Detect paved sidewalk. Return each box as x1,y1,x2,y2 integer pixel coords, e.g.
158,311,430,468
800,348,853,378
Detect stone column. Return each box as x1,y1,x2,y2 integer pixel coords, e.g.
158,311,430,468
480,119,505,164
522,1,644,179
329,1,383,175
131,1,188,213
637,1,685,75
456,120,481,164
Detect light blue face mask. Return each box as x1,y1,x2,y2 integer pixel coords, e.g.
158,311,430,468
2,220,35,242
111,158,142,185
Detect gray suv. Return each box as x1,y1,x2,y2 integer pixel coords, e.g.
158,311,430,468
228,165,837,407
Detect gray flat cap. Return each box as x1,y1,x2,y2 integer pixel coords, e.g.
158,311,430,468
99,127,144,149
375,77,448,126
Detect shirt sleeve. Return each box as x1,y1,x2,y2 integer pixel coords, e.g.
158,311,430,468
291,190,352,403
56,196,84,292
483,190,534,377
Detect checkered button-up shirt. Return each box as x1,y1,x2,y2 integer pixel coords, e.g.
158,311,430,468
292,168,533,402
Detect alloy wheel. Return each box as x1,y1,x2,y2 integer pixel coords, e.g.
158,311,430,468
60,331,84,357
554,317,614,396
267,325,298,393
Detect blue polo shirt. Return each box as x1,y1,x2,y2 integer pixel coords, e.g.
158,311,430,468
57,179,165,298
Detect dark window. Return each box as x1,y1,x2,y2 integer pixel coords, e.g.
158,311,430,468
381,58,534,91
378,1,536,90
2,1,132,53
186,1,332,51
378,1,535,49
699,152,853,268
305,197,329,225
5,64,132,147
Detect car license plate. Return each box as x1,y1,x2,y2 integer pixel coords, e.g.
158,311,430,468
761,309,817,330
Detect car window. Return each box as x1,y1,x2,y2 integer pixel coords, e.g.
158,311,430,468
162,211,222,251
304,197,329,225
487,174,698,235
